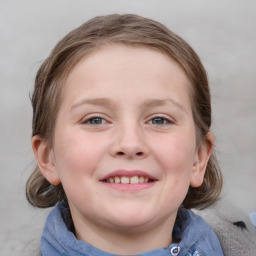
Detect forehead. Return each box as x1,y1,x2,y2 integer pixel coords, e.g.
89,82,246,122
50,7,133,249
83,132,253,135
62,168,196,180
60,44,191,108
66,44,189,86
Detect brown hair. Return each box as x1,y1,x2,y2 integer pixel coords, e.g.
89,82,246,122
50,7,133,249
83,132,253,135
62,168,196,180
26,14,222,209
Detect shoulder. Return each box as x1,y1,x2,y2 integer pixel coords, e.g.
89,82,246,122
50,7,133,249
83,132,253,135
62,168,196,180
195,199,256,256
174,208,223,256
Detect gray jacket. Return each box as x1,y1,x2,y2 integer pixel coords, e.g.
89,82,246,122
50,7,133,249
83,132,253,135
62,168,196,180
196,199,256,256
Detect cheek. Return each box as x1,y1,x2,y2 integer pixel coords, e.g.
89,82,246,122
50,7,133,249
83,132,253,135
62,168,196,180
52,132,107,207
153,136,196,208
53,131,107,180
151,134,196,173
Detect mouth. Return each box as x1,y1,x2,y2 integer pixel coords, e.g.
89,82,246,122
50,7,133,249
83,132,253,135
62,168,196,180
102,175,155,184
100,170,158,191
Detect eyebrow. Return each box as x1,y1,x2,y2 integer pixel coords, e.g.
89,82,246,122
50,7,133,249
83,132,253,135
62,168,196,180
71,98,115,111
142,98,187,113
71,97,186,113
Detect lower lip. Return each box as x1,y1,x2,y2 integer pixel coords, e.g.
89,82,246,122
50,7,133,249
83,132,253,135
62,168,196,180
101,181,156,191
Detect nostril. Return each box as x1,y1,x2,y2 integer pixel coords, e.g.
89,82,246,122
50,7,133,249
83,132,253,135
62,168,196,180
116,151,143,156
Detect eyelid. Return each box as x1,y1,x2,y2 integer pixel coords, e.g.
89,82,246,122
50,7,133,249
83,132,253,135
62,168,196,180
80,113,111,125
146,114,175,124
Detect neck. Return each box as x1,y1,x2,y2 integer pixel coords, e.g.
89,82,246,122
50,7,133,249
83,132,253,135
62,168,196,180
74,214,176,255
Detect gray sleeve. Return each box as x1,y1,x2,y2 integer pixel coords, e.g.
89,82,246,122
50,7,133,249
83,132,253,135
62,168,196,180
195,199,256,256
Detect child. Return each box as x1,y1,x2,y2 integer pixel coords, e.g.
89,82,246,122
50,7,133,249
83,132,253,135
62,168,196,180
26,14,224,256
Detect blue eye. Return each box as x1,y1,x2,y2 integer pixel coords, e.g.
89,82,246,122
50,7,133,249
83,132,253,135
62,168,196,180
85,117,107,125
150,117,171,125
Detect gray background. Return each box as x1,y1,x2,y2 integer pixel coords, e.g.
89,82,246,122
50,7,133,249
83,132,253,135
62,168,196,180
1,0,256,255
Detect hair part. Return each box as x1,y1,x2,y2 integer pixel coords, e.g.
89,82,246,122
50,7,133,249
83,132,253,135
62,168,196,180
26,14,222,210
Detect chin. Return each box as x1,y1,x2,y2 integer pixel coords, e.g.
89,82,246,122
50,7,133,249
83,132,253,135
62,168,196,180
105,208,157,230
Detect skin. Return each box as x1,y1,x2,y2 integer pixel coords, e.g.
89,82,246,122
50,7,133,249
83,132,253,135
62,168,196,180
33,45,213,255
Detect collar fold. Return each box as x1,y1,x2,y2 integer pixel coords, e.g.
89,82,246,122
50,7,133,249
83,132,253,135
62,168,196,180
41,202,223,256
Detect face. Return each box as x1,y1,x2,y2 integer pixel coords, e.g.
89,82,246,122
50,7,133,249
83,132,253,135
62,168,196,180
36,45,210,238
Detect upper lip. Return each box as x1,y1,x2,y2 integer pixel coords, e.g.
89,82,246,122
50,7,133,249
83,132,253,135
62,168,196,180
100,170,158,181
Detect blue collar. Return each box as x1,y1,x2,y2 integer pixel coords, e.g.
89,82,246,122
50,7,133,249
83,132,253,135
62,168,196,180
41,202,223,256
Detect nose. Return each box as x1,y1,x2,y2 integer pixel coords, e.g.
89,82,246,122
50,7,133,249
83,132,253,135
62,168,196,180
110,125,149,160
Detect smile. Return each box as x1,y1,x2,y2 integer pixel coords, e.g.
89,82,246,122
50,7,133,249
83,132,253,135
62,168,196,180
100,170,158,191
103,176,154,184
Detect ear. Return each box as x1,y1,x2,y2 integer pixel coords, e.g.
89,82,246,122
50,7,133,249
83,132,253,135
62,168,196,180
190,132,214,187
32,135,61,185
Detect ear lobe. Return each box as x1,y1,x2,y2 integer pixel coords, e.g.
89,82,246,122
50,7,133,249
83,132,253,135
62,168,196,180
190,132,214,187
32,135,61,186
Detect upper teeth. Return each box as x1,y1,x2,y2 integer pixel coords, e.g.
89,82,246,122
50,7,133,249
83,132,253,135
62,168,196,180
106,176,150,184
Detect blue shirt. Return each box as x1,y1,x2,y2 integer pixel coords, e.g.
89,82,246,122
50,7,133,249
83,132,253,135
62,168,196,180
41,202,223,256
250,211,256,228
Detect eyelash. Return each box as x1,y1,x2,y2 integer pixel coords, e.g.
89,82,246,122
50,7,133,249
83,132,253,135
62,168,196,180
81,116,108,125
81,114,174,126
148,116,174,125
